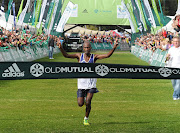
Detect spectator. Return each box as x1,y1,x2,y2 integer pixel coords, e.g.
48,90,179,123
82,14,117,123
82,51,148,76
162,29,167,38
166,36,180,100
48,35,55,59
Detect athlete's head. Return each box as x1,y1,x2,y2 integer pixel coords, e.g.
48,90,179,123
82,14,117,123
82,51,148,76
83,40,91,54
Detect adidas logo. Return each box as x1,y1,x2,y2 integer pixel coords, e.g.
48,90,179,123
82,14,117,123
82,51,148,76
82,9,88,13
2,63,24,78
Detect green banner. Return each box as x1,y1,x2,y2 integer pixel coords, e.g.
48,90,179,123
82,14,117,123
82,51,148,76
32,0,37,26
135,0,148,31
61,0,130,25
47,1,56,29
16,0,24,22
44,0,55,29
151,0,163,27
124,0,139,33
35,0,42,26
51,0,63,35
5,0,13,22
158,0,165,25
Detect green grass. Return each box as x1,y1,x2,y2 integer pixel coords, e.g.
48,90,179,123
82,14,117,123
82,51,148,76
0,51,179,133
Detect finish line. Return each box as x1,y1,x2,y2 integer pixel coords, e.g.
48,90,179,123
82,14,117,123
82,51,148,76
0,62,179,80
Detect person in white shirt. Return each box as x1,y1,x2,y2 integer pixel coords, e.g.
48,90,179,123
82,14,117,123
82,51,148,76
166,36,180,100
58,39,118,125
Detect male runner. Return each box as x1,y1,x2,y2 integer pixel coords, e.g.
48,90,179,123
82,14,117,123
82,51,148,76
58,39,118,125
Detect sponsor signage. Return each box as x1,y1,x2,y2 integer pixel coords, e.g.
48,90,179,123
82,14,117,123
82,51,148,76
2,63,24,78
0,62,180,80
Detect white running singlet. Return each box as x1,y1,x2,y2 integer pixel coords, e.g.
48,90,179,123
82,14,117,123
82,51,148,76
78,53,97,89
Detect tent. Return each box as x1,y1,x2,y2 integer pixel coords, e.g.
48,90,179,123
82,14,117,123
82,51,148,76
110,30,121,37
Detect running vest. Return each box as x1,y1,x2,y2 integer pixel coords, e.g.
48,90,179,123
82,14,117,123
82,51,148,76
78,53,97,89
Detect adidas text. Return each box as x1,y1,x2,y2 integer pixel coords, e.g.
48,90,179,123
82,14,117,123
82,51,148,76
2,72,25,78
2,63,25,78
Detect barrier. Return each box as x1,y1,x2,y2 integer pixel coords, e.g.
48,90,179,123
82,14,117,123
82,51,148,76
0,43,60,62
131,45,168,67
90,42,130,51
0,62,180,80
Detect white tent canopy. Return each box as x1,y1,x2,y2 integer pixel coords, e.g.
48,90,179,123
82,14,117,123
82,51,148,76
64,24,106,36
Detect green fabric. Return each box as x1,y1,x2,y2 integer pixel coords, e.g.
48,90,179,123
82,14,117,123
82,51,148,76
5,0,13,22
140,0,151,27
124,0,139,33
151,0,163,27
16,0,24,22
61,0,130,25
35,0,42,26
34,40,42,45
135,0,148,31
27,35,33,42
29,37,37,42
158,0,165,25
50,0,62,35
32,0,37,26
44,0,55,29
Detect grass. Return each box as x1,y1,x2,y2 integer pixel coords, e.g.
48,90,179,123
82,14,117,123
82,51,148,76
0,51,179,133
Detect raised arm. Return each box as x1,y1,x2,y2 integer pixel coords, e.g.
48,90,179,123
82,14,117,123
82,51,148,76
94,40,119,60
58,40,80,59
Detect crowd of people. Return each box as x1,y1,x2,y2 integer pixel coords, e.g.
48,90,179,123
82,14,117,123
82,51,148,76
0,25,50,51
80,34,131,44
0,26,131,50
134,29,177,52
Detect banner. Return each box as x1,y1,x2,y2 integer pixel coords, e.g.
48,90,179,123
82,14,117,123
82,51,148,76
44,0,54,28
0,42,60,62
141,0,156,28
131,45,169,68
44,0,55,31
56,1,75,33
61,0,130,25
158,0,165,25
135,0,147,31
122,1,136,33
124,0,139,33
35,0,42,26
47,0,59,35
16,0,24,21
45,1,56,34
17,0,31,26
42,0,51,28
51,0,63,35
12,2,16,28
36,0,47,29
26,0,35,24
5,0,13,22
130,0,143,32
151,0,163,27
32,0,37,26
0,62,180,80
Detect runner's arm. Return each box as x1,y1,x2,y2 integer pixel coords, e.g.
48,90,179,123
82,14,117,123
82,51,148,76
58,40,80,59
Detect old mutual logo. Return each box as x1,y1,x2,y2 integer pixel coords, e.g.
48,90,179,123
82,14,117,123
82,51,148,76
158,68,172,77
95,65,109,76
30,63,44,77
